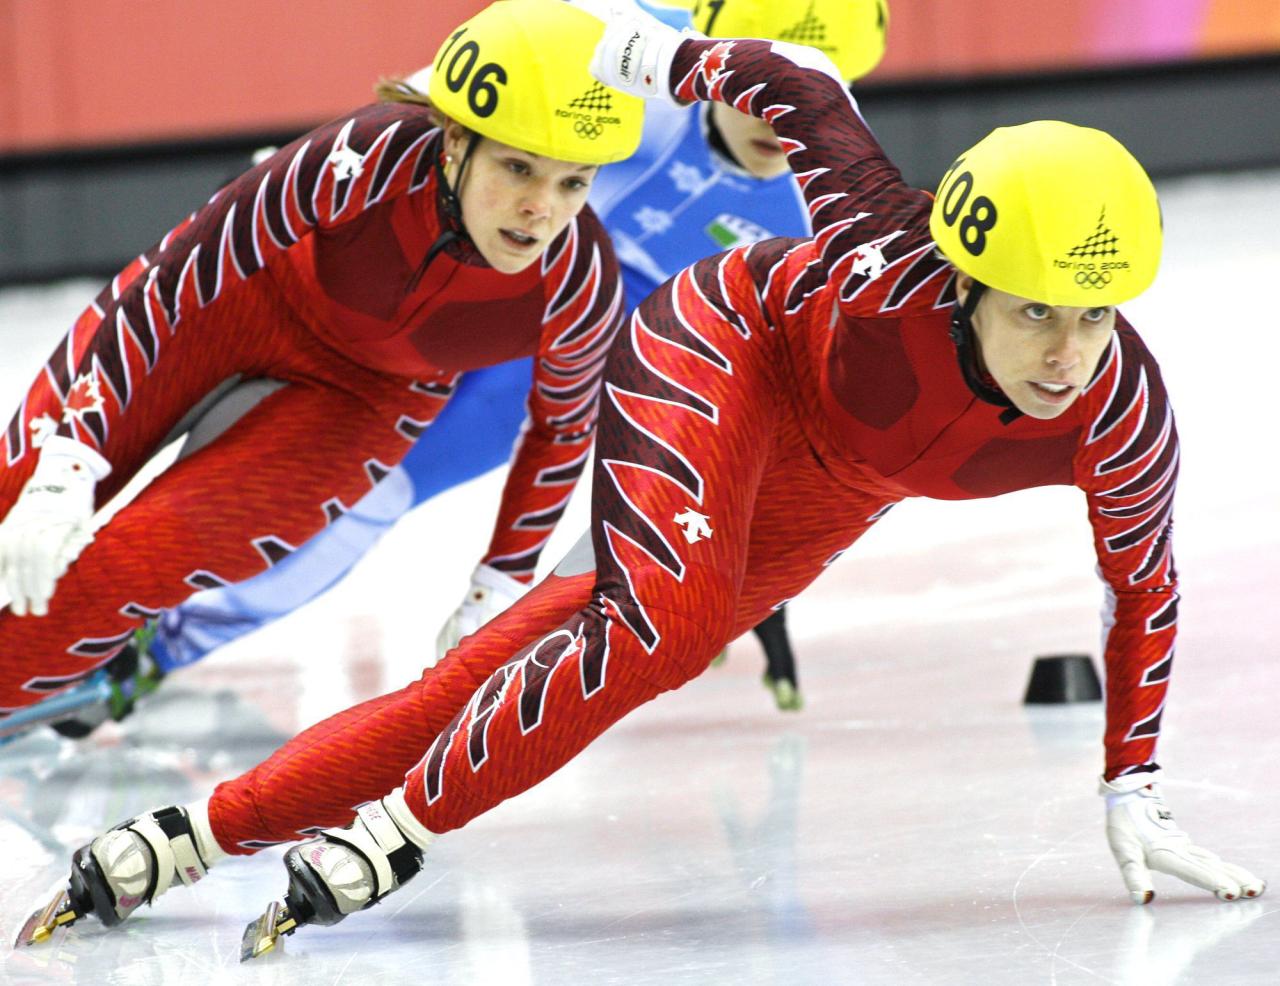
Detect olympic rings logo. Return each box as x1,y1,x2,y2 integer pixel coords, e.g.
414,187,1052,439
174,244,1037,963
1074,269,1113,289
574,120,604,140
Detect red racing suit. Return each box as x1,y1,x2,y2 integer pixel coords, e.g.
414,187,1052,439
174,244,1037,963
0,102,623,713
206,41,1179,851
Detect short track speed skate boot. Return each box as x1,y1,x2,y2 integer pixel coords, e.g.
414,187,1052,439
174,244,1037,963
51,622,167,738
14,803,225,947
754,608,802,711
0,623,165,746
241,790,435,961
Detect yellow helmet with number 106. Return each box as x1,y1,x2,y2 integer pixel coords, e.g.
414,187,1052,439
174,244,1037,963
688,0,888,82
929,121,1163,308
424,0,643,165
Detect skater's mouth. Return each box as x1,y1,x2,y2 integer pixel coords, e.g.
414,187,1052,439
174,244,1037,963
1028,380,1076,404
499,228,539,250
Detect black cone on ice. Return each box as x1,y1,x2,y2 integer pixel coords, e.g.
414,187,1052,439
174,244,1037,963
1023,653,1102,704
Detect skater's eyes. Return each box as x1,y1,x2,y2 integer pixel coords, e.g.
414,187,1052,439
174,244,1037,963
1021,303,1112,327
562,176,590,192
505,159,532,177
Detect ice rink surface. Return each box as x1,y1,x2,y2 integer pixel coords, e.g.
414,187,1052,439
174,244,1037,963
0,169,1278,985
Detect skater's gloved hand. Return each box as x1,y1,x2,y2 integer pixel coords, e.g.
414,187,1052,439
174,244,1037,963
434,563,530,661
567,0,699,107
0,436,109,617
1100,771,1266,904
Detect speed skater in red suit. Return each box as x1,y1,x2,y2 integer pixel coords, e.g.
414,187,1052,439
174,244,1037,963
0,1,642,738
18,0,1263,956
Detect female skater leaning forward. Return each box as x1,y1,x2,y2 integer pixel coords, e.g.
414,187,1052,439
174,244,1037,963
21,0,1263,955
7,0,889,740
0,0,638,726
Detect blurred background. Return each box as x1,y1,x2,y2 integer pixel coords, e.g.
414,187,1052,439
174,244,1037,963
1,0,1278,284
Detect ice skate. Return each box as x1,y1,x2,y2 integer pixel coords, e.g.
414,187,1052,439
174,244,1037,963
241,791,434,961
0,623,165,746
754,609,803,712
764,674,803,712
14,803,222,947
50,622,166,738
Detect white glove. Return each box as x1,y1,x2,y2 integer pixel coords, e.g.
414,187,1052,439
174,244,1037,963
568,0,696,107
0,436,110,617
434,563,530,661
1101,771,1266,904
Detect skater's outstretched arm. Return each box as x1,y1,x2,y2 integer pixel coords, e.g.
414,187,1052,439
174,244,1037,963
576,0,941,321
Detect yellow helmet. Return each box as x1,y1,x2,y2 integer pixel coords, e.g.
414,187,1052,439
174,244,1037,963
423,0,643,165
688,0,888,82
930,121,1163,307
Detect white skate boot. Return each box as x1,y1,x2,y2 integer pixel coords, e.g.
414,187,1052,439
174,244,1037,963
14,802,224,946
241,789,434,961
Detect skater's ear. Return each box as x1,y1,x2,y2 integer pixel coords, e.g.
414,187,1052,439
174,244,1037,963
441,121,479,161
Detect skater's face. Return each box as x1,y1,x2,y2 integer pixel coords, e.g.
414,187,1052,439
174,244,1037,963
709,102,790,179
956,274,1116,420
444,125,597,274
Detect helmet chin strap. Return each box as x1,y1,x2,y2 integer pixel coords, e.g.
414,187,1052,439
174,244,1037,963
947,279,1024,426
409,130,484,290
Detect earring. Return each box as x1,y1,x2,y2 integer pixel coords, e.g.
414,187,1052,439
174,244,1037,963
445,154,454,166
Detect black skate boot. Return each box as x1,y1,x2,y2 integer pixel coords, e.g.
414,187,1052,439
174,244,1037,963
241,791,435,961
754,607,802,711
14,804,222,947
51,622,166,739
0,624,165,747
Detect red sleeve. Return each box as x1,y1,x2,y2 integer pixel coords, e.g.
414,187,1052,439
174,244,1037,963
1075,321,1179,779
27,103,441,462
667,38,944,319
479,207,625,581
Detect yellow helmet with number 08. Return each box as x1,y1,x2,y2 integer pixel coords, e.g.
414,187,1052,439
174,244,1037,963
423,0,643,165
929,121,1163,308
687,0,888,82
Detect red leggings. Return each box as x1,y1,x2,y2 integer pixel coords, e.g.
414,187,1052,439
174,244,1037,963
0,286,448,712
208,260,901,850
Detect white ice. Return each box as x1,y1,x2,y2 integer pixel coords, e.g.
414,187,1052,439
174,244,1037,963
0,169,1278,985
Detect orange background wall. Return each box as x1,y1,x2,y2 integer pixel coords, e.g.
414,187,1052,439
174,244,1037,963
874,0,1280,79
2,0,1278,154
0,0,484,153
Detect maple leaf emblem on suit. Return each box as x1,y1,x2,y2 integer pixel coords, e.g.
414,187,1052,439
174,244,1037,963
62,371,105,425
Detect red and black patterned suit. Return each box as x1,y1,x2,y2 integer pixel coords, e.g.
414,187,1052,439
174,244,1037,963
0,102,623,714
204,40,1178,850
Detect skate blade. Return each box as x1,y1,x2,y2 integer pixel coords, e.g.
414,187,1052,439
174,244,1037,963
13,888,80,948
239,900,297,963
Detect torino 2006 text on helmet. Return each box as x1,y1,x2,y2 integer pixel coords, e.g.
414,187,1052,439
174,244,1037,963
929,121,1163,308
688,0,888,82
423,0,644,165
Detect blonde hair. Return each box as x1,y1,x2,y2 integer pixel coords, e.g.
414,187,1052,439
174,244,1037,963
375,76,446,126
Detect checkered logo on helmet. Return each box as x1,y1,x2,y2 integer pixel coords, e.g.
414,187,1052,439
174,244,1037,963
778,1,829,47
1066,207,1121,259
567,83,614,113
